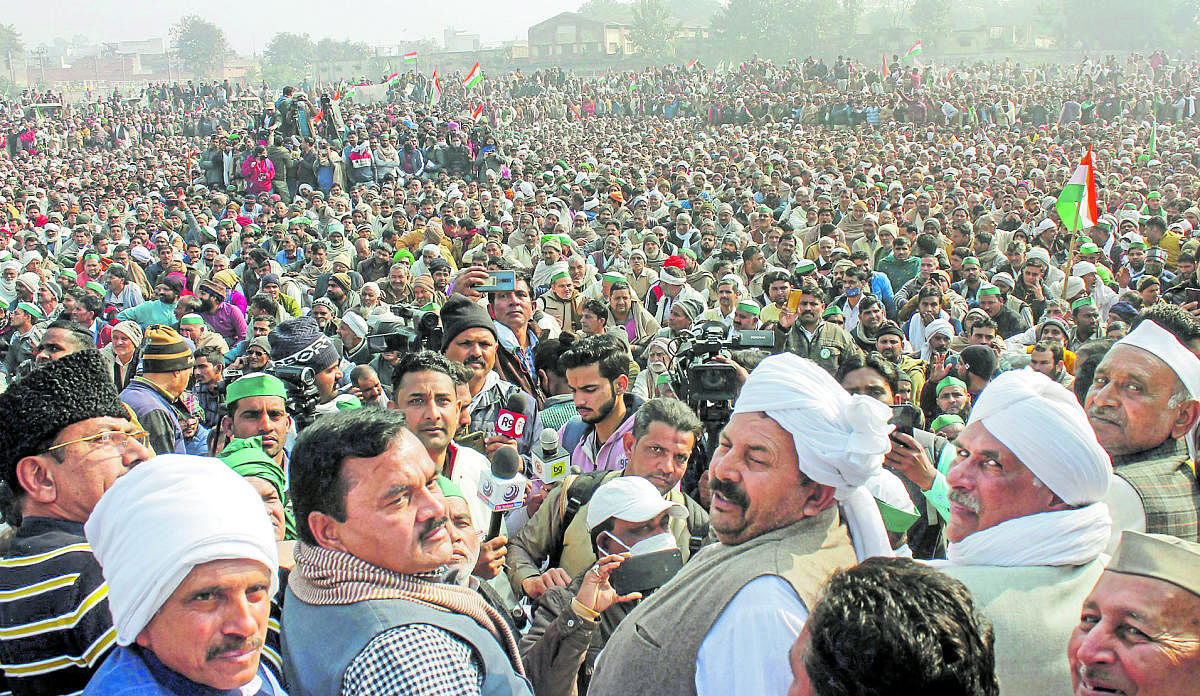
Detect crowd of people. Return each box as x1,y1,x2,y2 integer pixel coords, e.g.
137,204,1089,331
0,48,1198,695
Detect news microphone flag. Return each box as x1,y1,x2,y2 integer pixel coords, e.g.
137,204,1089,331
494,393,529,440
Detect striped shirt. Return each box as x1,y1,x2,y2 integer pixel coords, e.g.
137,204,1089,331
0,517,116,696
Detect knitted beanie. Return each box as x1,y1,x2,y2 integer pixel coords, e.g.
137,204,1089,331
142,325,193,373
439,293,496,351
269,317,339,372
0,351,129,491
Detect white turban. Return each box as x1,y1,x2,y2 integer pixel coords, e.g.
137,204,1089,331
85,455,279,646
926,317,954,340
733,353,895,560
1116,319,1200,460
968,368,1110,506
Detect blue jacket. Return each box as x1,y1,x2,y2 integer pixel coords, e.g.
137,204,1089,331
84,645,285,695
120,378,186,455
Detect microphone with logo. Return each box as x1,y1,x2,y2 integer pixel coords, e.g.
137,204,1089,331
530,427,571,484
477,446,526,539
493,393,530,441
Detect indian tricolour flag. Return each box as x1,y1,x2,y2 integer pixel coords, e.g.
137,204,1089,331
902,41,922,61
429,71,442,106
469,103,484,122
403,51,418,64
1056,145,1099,232
463,62,482,89
685,58,698,71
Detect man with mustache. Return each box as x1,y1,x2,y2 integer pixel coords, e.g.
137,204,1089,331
83,454,282,694
391,350,509,583
779,283,860,375
221,373,292,470
1068,531,1200,696
441,293,538,456
282,408,533,695
935,368,1113,695
589,354,895,696
1086,314,1200,545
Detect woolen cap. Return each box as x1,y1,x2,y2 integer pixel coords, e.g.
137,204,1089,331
440,293,496,351
141,325,193,373
0,351,128,491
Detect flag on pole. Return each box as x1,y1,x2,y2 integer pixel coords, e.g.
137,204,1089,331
1056,145,1099,232
1148,117,1158,157
403,51,418,65
881,53,889,81
685,58,698,71
429,71,442,106
463,62,481,89
902,41,923,61
383,72,401,87
469,103,484,122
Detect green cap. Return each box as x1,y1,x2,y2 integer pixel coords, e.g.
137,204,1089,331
795,259,817,274
179,313,205,326
961,257,981,268
16,302,43,320
82,253,101,262
930,414,965,432
437,474,467,501
978,285,1001,297
393,249,414,264
59,268,78,280
876,499,920,534
550,270,570,283
1128,241,1148,250
1078,242,1101,255
85,281,106,296
1148,191,1162,199
603,272,627,284
937,376,968,394
822,305,843,318
335,395,363,410
226,373,288,405
1071,296,1096,310
218,437,284,495
680,248,697,260
737,300,761,316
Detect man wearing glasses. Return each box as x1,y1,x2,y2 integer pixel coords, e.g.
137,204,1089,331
0,350,153,694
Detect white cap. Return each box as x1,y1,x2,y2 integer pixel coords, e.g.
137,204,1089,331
585,476,687,530
1036,218,1057,233
1071,261,1098,277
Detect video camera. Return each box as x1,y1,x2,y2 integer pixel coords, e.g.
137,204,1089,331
223,364,320,431
367,303,443,354
670,321,775,405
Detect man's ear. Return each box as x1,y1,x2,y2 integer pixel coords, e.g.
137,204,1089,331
16,455,57,505
614,374,629,395
307,511,348,553
799,481,837,518
1169,399,1200,441
622,432,635,457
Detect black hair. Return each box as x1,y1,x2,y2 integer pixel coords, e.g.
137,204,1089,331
75,293,104,317
970,316,997,333
560,333,629,381
1134,303,1200,347
1073,337,1116,406
194,345,225,367
1032,340,1064,365
289,408,410,546
248,293,279,316
392,349,456,399
581,298,608,320
837,351,900,395
804,557,998,696
42,320,94,353
533,333,576,379
631,397,701,441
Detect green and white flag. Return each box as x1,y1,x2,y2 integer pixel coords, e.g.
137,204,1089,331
463,62,481,89
902,40,923,61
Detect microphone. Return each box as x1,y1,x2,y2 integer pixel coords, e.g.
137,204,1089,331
530,427,571,484
477,447,526,539
494,392,530,440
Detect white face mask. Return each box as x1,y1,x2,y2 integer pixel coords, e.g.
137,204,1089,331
605,530,678,557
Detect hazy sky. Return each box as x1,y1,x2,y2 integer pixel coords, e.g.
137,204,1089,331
9,0,583,54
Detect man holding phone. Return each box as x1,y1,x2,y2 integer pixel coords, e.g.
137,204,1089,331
519,476,687,696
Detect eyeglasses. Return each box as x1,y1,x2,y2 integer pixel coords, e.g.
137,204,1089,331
46,430,149,455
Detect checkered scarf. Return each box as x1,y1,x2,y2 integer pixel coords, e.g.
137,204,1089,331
289,542,524,676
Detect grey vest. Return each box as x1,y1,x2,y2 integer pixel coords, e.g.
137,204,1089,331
1113,438,1200,542
281,587,533,696
587,507,856,696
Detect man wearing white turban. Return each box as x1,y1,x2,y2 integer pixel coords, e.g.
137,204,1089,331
1086,316,1200,545
934,368,1113,696
83,455,283,695
589,353,894,696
